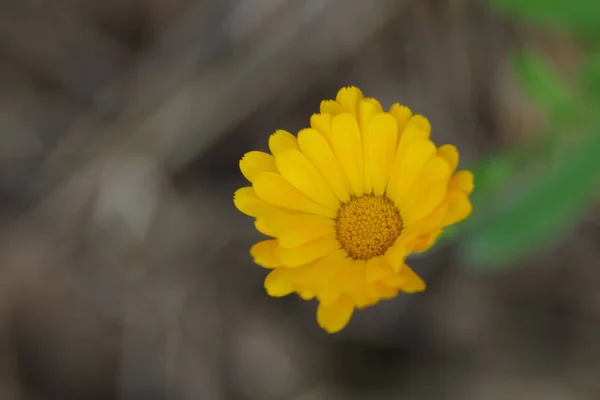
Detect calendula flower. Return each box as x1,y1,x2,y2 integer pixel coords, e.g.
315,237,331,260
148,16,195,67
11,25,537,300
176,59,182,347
234,87,473,333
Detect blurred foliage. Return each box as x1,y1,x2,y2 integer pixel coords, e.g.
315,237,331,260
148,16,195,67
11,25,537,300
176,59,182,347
449,1,600,269
487,0,600,36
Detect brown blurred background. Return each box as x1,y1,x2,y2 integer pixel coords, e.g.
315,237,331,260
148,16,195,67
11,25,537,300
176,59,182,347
0,0,599,399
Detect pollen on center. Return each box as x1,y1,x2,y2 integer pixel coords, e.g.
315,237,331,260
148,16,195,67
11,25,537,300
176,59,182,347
335,195,403,260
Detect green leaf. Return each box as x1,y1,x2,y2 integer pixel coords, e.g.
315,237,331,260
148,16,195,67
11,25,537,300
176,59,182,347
513,51,574,117
488,0,600,34
462,128,600,269
579,50,600,103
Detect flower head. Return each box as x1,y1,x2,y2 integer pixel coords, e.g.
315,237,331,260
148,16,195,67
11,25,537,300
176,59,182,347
234,87,473,333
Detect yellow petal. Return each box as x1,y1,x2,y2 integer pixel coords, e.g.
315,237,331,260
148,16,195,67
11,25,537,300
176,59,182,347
254,207,292,235
320,100,343,115
297,128,350,203
402,203,447,236
448,170,474,195
401,156,452,225
384,238,409,272
391,115,433,179
275,213,335,248
389,103,413,133
365,256,394,283
317,295,355,333
393,115,432,172
310,113,333,142
294,261,339,297
253,172,335,217
275,149,340,211
298,290,315,300
442,192,472,227
233,187,276,217
288,262,321,290
401,115,431,140
269,130,299,156
264,269,294,297
410,229,443,253
362,278,389,304
358,98,384,194
396,265,426,293
338,259,365,295
354,290,379,309
364,97,383,112
367,113,398,196
314,250,351,304
250,240,281,268
373,283,398,300
240,151,276,183
331,113,364,196
335,86,364,117
277,237,340,267
255,218,276,237
386,138,436,205
437,144,459,173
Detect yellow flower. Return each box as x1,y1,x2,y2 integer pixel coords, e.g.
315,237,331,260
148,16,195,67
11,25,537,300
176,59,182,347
233,87,473,333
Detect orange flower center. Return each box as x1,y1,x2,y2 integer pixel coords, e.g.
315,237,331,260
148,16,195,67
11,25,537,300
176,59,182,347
335,195,403,260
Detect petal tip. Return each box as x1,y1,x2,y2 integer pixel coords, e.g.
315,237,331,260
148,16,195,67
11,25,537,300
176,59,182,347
264,270,294,297
316,297,354,334
409,114,432,132
336,85,364,97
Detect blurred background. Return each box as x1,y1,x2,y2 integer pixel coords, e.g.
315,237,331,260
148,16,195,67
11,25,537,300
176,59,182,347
1,0,600,399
